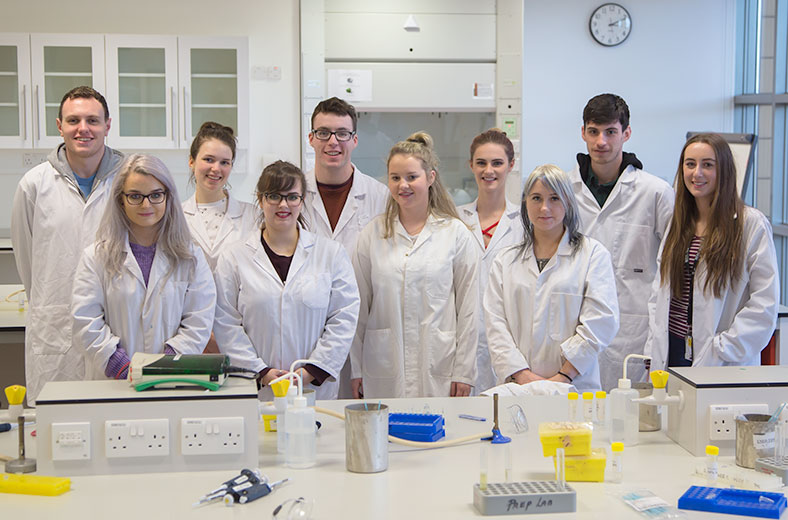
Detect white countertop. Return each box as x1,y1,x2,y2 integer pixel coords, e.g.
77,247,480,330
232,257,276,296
0,394,761,519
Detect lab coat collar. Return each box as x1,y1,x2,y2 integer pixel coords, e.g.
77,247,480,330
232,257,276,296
305,165,367,236
463,198,521,251
393,213,445,254
121,233,171,293
182,192,246,218
522,228,571,275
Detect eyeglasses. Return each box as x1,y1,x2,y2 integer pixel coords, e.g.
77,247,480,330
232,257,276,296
122,191,167,205
264,192,304,205
311,128,355,142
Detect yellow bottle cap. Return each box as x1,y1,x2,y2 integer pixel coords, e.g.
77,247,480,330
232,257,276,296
568,392,579,401
650,370,670,389
595,391,606,399
611,442,624,452
4,385,26,406
270,379,290,398
706,445,719,456
582,392,593,400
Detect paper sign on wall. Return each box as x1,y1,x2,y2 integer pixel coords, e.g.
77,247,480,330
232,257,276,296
328,70,372,102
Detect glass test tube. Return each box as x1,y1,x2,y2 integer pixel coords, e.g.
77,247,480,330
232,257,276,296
480,444,488,491
582,392,594,422
775,422,784,464
555,447,566,490
595,391,607,425
609,442,623,483
567,392,579,421
505,443,512,482
705,444,719,484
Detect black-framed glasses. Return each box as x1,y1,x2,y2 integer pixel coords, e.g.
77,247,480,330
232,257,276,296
122,191,167,205
311,128,355,142
264,192,304,205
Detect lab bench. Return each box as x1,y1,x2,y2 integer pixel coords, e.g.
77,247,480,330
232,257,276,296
0,394,770,519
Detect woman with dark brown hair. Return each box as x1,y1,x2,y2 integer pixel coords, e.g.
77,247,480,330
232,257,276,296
645,133,779,369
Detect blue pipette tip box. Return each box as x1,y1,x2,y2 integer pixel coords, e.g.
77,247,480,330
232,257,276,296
389,413,445,442
678,485,787,518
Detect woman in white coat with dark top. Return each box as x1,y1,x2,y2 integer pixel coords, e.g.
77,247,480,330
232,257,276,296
351,132,480,399
484,165,619,391
645,133,779,369
182,122,258,269
72,154,216,379
458,129,524,393
213,161,360,400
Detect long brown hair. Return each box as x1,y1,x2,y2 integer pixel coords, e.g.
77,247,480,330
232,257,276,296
381,131,460,238
660,133,744,298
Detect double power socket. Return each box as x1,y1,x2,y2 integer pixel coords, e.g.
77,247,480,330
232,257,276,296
51,416,244,461
708,404,774,441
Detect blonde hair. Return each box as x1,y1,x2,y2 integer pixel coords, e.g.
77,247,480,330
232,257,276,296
382,131,461,238
96,154,194,278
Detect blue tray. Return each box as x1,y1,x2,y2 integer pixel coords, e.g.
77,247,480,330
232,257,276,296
678,486,787,518
389,413,445,442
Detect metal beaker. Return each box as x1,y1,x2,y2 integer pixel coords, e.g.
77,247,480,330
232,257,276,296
345,403,389,473
736,413,775,468
633,382,661,432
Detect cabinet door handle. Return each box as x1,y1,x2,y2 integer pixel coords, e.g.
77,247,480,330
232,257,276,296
21,85,27,141
182,86,191,143
170,86,176,144
34,85,40,142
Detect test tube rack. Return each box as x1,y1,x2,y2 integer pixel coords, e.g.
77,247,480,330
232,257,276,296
755,457,788,483
473,481,577,516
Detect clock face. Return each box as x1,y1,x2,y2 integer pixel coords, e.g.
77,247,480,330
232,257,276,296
590,3,632,47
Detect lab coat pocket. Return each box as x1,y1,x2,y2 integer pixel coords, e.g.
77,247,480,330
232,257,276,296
30,304,72,355
428,329,456,378
362,328,395,378
299,273,331,310
612,223,651,274
425,264,452,300
548,292,584,342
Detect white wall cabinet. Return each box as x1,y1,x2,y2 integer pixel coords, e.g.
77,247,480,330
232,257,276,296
30,34,106,150
0,33,248,150
0,34,31,148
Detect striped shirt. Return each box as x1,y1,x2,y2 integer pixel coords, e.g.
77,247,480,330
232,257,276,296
668,236,703,337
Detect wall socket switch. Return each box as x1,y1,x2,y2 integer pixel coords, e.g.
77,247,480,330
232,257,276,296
181,417,244,455
51,422,91,461
709,404,769,441
105,419,170,458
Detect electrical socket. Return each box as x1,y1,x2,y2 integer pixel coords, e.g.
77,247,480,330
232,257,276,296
709,404,769,441
105,418,170,458
51,422,91,461
181,416,244,455
22,153,47,167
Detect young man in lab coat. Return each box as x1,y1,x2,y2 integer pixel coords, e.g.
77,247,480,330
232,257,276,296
302,97,388,398
567,93,674,391
11,86,124,404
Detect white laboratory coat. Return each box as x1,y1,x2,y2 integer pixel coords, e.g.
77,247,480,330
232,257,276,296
11,145,124,402
72,238,216,379
213,228,360,400
458,199,524,393
568,163,674,389
182,193,259,270
301,166,389,259
644,207,779,370
484,232,620,392
351,214,479,398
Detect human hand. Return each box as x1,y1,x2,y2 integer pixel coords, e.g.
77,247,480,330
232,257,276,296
351,378,364,398
260,368,289,386
512,368,545,385
450,382,472,396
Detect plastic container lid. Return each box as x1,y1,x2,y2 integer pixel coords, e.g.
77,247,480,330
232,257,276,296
568,392,579,401
617,378,632,389
611,442,624,452
705,445,719,456
595,391,606,399
582,392,593,400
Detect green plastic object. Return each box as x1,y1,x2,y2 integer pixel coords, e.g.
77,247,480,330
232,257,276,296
134,378,222,392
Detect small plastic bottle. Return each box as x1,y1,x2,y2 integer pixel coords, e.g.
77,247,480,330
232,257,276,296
274,394,288,454
479,444,488,491
582,392,594,422
609,442,624,483
610,378,639,446
567,392,579,421
285,395,316,468
595,391,607,426
705,444,719,484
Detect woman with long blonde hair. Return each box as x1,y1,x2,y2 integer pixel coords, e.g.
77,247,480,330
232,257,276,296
350,132,479,398
645,133,779,369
